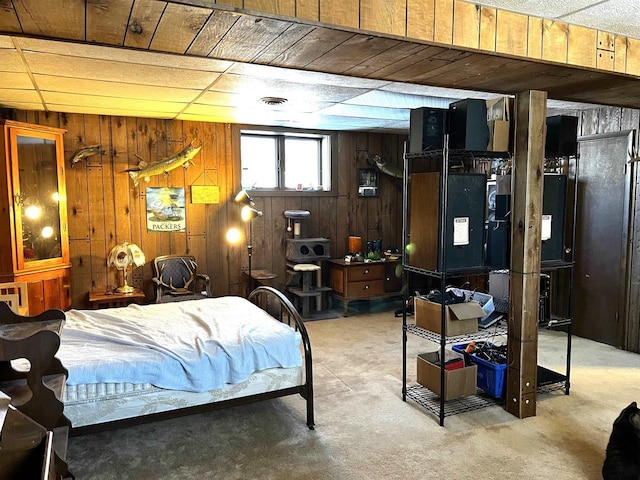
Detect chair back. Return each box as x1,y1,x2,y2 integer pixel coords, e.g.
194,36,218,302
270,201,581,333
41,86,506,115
153,255,198,292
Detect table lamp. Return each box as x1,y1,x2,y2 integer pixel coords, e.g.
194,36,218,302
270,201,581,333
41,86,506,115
107,241,145,293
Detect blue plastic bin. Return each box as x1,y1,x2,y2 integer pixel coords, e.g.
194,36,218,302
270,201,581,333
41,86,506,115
452,342,507,398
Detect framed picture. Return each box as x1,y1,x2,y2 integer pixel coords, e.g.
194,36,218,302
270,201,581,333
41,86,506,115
146,187,186,232
358,168,379,197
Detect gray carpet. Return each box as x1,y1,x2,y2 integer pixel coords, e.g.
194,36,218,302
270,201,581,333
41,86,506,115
67,309,639,479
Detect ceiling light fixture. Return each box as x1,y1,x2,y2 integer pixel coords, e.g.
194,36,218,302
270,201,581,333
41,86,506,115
260,96,288,106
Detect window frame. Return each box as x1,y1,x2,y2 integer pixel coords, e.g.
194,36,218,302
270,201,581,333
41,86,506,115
237,126,336,196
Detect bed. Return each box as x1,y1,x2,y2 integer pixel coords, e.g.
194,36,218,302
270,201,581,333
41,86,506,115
57,286,314,434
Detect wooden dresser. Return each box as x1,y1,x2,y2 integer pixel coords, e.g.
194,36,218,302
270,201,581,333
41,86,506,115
328,259,402,316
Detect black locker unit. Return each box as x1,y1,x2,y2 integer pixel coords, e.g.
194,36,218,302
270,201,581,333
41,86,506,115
409,172,486,271
409,107,447,153
542,174,567,261
545,115,578,157
448,99,490,151
486,220,510,268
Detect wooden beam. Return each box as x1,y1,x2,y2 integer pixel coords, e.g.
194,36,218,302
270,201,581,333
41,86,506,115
506,90,546,419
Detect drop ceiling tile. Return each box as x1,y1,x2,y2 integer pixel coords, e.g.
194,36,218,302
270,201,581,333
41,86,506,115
344,90,454,109
24,52,221,89
471,0,603,18
0,101,44,110
0,49,27,72
381,82,504,100
0,37,15,48
318,103,409,121
3,72,34,89
561,2,640,38
209,74,369,103
195,90,335,112
15,37,233,72
0,89,41,103
35,75,201,103
228,63,388,89
41,92,186,113
48,104,177,119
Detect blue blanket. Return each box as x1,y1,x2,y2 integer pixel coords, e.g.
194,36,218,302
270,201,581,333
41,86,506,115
58,297,302,392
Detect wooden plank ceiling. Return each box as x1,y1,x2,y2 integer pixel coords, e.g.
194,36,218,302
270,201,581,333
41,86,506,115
0,0,638,132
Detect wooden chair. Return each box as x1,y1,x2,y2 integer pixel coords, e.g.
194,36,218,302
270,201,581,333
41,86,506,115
151,255,212,303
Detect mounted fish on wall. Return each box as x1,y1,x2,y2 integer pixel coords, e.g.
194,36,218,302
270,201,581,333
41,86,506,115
125,141,202,187
69,145,103,167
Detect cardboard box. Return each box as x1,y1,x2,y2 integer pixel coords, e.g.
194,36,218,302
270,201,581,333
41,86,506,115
417,350,478,400
415,297,484,336
487,119,510,151
486,97,512,152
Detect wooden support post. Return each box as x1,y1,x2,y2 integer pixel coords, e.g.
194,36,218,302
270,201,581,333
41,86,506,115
506,90,547,419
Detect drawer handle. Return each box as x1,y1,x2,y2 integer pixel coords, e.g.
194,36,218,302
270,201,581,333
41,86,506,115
364,269,369,275
363,285,369,290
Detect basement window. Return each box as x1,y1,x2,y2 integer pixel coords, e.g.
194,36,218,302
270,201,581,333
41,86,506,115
240,130,331,192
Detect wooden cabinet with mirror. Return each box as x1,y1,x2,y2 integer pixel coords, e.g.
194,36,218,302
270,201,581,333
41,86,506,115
0,120,71,314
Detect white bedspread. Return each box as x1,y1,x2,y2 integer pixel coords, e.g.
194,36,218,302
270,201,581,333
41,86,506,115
57,297,302,392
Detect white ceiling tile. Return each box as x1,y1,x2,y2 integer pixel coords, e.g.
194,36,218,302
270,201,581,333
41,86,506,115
344,90,454,109
381,82,505,100
0,49,26,73
3,72,34,89
42,92,186,113
227,63,388,89
49,104,176,119
35,75,201,103
318,103,409,121
0,89,41,103
0,37,15,48
23,52,221,89
193,91,334,113
561,2,640,38
209,74,369,103
471,0,606,19
15,37,233,72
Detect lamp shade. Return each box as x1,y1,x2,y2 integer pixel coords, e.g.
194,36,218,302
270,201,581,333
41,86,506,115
241,206,263,222
234,190,255,207
107,241,145,294
107,241,145,269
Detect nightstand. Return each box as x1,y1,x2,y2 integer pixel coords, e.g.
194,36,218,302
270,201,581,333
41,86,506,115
88,289,146,309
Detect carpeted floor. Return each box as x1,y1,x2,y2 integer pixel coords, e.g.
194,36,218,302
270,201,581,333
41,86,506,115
66,307,640,479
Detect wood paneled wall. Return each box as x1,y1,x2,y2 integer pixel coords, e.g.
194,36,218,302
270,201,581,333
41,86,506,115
213,0,640,76
6,110,404,308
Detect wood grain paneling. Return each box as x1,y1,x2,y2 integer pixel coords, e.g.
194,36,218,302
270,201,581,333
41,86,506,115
434,0,453,45
479,6,496,52
542,20,568,64
244,0,295,16
187,10,240,57
87,0,134,45
150,3,212,53
407,0,435,42
208,14,292,62
0,1,21,32
496,10,527,57
296,0,319,21
13,0,85,40
125,0,168,49
567,25,596,68
320,0,359,29
12,110,404,306
360,0,406,37
614,36,627,74
627,38,640,76
305,35,400,73
527,16,543,59
453,0,479,50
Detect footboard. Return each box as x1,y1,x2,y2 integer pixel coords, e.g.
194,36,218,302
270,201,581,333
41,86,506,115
248,286,314,430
